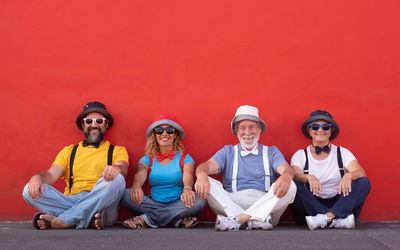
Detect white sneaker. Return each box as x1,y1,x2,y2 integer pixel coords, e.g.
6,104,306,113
215,215,241,231
329,214,355,229
305,214,330,230
247,216,273,230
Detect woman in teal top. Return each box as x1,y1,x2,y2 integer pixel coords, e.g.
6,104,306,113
121,114,206,229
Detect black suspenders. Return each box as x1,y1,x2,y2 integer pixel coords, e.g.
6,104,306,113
68,144,115,193
107,144,115,166
336,147,345,176
69,145,79,193
303,146,344,177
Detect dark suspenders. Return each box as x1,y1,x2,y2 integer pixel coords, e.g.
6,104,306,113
68,144,115,193
69,145,79,193
303,146,344,177
107,144,115,166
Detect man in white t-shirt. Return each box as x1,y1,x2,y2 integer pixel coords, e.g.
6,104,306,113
291,110,371,230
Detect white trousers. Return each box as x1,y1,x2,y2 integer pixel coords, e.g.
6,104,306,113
207,177,297,225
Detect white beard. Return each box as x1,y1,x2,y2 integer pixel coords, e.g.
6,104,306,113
238,134,260,149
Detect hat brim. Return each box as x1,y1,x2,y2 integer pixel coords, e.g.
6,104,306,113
146,119,185,140
76,108,114,130
231,114,267,136
301,115,339,140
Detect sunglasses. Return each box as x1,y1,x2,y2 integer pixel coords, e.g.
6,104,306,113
309,123,332,131
83,118,107,125
154,127,176,135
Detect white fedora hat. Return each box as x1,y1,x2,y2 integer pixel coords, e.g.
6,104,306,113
231,105,267,135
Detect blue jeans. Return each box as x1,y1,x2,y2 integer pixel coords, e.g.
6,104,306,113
121,188,206,228
291,177,371,225
22,174,126,229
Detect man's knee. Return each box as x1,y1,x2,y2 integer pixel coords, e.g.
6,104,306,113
113,173,125,184
206,195,226,216
104,173,126,189
289,180,297,194
277,180,297,204
275,180,297,197
95,174,126,198
22,183,31,201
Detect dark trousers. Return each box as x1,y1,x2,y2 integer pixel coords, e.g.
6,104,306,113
291,177,371,225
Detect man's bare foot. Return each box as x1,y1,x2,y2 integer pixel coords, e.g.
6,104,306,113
89,211,105,230
36,214,73,229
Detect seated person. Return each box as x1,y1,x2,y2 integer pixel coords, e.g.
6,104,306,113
195,105,296,231
291,110,371,230
23,101,128,229
121,114,206,228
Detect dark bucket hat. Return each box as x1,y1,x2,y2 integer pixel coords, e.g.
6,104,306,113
75,101,114,130
301,110,339,140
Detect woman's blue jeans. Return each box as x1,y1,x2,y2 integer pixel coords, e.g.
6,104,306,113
121,188,206,227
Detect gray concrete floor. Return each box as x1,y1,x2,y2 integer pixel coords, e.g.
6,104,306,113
0,221,399,250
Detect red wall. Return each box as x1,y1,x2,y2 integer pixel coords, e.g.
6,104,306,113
1,1,399,221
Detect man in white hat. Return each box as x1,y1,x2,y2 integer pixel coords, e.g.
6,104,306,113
195,105,296,231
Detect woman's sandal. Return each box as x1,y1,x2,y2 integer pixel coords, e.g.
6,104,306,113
122,216,147,229
180,217,200,228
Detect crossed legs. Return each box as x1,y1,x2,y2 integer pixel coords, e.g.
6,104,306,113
121,189,206,228
23,174,126,229
207,177,297,226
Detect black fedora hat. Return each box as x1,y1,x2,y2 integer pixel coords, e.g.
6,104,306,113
301,110,339,140
76,101,114,130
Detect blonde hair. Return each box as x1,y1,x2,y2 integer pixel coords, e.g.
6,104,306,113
145,131,185,157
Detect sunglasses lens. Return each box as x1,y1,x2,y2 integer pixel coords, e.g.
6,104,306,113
310,124,319,131
321,124,331,131
154,127,164,134
85,119,93,125
309,123,331,131
154,127,176,135
166,128,175,134
95,118,104,125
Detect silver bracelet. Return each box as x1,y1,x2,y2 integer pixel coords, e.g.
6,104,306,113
183,186,193,190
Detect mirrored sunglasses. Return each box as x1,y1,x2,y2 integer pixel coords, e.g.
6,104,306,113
83,118,107,125
309,123,332,131
154,127,176,135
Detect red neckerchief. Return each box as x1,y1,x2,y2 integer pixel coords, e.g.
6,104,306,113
156,150,175,161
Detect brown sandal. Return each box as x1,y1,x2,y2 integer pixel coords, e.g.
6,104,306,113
180,217,200,228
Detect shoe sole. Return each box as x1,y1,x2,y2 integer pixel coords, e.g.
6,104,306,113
247,219,273,230
330,214,356,229
305,216,316,231
215,215,226,231
347,214,355,229
248,226,272,230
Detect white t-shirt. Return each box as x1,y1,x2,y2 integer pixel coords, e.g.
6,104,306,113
291,144,356,199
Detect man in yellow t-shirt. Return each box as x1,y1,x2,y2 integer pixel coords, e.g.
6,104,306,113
23,101,129,230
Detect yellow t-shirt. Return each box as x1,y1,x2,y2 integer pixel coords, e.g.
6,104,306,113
52,141,129,196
